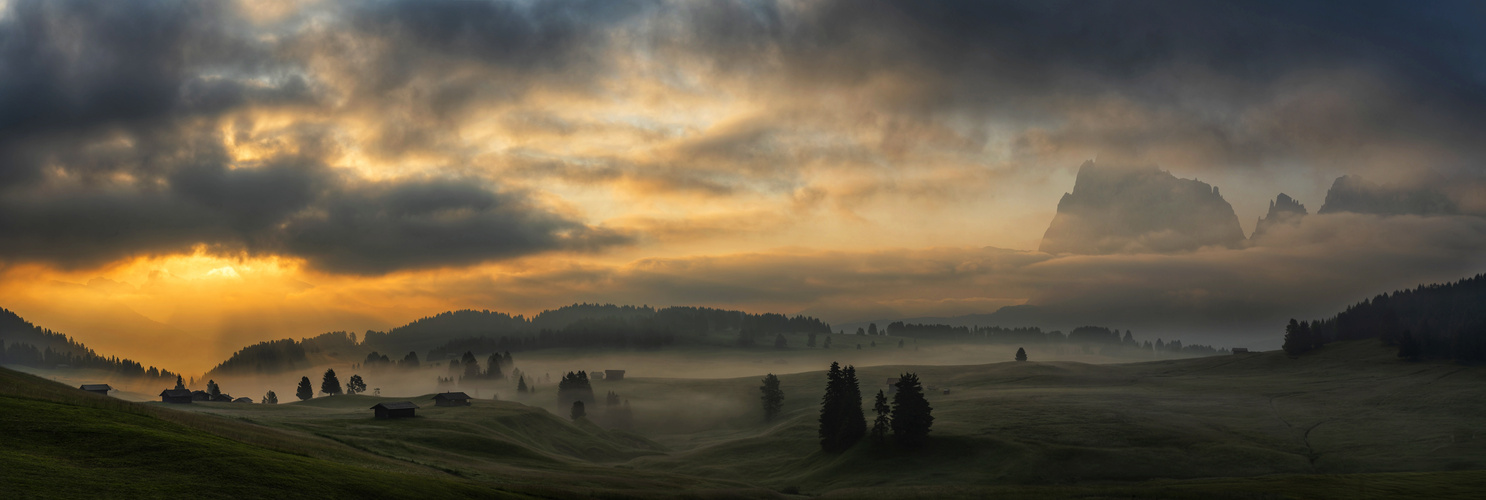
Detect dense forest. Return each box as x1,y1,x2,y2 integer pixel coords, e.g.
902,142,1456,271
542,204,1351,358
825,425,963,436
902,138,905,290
0,308,179,382
212,303,833,375
207,331,360,376
1285,273,1486,361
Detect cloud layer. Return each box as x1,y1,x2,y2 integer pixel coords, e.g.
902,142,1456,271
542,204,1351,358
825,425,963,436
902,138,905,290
0,0,1484,365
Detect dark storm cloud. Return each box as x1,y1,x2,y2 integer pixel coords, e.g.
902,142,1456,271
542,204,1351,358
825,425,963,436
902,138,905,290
0,0,632,273
661,0,1486,175
277,178,631,274
2,0,1484,275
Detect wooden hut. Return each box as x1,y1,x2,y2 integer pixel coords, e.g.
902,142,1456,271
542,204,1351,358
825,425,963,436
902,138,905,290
371,401,419,419
79,384,111,396
604,369,625,381
432,392,472,407
1232,347,1250,354
233,397,254,404
159,389,193,404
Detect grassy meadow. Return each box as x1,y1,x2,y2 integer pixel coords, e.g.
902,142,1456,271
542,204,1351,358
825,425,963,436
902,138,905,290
4,339,1485,498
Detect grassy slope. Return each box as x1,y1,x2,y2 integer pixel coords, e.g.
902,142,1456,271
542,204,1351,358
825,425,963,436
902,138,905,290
0,367,525,499
625,340,1486,497
7,340,1486,498
166,392,782,498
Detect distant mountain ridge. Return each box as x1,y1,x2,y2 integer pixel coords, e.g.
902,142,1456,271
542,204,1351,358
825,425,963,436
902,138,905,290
1039,161,1247,254
207,303,833,377
1250,193,1309,240
1318,175,1457,216
0,307,180,382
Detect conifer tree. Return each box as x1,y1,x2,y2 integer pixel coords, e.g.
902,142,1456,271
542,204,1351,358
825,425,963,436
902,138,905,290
207,379,221,399
571,401,586,420
760,374,784,422
807,332,817,347
891,373,933,448
174,374,185,391
263,390,277,404
517,375,529,393
1015,347,1028,361
775,334,788,349
818,362,844,450
486,353,505,380
871,389,890,443
839,365,866,445
296,376,313,401
1283,319,1310,355
321,369,342,395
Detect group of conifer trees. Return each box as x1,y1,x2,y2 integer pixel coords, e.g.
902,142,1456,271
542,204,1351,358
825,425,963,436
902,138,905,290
1283,273,1486,361
811,362,934,451
287,368,367,401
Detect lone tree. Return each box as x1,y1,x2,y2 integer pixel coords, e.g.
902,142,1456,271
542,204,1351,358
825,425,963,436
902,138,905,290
571,401,586,420
321,369,343,396
347,374,367,395
295,376,313,401
263,390,278,405
775,334,788,349
207,379,221,399
760,374,784,422
871,389,890,443
891,373,934,448
1015,347,1028,362
517,375,529,393
174,375,185,391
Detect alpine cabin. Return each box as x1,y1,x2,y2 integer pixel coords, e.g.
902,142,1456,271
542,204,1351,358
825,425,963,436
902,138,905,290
79,384,111,396
432,392,472,407
159,389,193,404
371,401,419,419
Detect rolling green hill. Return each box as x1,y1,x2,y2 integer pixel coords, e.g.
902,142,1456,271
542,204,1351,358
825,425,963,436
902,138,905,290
0,366,524,499
8,339,1486,498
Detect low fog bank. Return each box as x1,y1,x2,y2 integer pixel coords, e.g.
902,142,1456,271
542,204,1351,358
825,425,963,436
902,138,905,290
54,336,1218,417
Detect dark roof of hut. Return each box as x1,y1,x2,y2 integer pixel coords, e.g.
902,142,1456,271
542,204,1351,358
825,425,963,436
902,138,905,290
371,402,420,410
432,392,472,401
160,389,191,397
80,384,112,391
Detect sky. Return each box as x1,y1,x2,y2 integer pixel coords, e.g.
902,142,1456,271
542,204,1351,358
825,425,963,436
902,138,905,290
1,0,1485,373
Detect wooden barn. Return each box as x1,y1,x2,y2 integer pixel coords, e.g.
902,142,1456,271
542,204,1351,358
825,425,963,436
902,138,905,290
605,369,625,381
233,397,253,404
159,389,193,404
432,392,472,407
79,384,111,396
190,390,211,402
371,401,419,419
